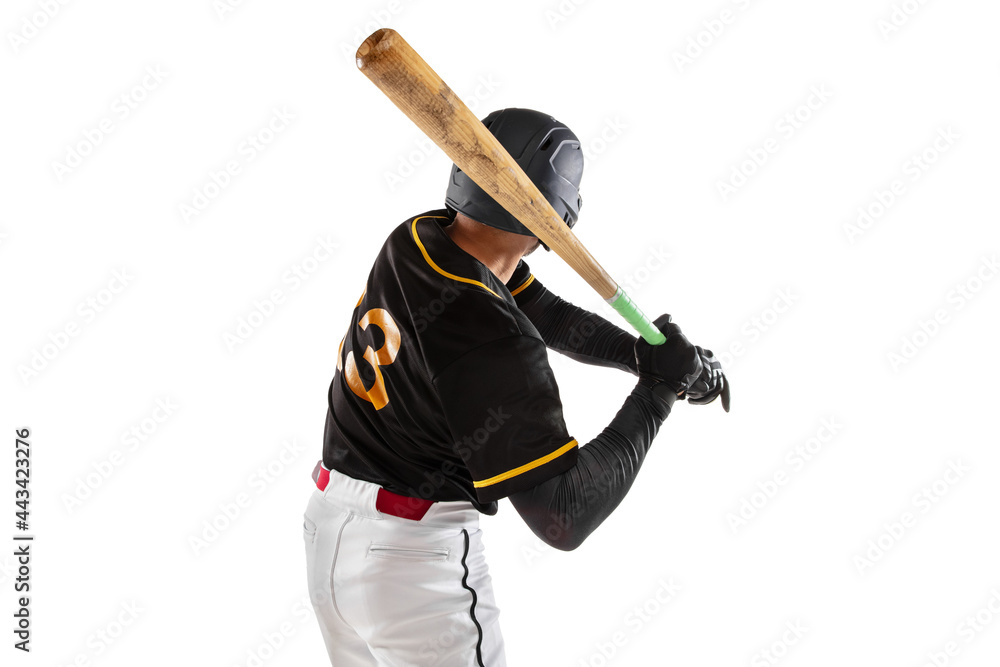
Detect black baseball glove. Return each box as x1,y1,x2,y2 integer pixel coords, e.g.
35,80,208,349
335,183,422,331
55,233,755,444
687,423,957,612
685,346,731,412
634,314,702,405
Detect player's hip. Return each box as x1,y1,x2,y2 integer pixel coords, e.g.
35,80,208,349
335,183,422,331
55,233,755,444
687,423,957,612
302,469,504,665
311,463,480,528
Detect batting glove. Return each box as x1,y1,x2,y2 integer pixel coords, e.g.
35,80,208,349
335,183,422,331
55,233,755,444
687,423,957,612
685,346,731,412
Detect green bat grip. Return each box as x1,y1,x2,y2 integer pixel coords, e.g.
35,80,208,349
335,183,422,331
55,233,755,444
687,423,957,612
607,286,665,345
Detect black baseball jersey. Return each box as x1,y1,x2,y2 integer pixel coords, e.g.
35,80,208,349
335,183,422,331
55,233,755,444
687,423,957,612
323,210,578,513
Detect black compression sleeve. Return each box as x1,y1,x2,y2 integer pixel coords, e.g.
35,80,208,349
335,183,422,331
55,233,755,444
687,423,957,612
509,265,638,375
508,383,672,551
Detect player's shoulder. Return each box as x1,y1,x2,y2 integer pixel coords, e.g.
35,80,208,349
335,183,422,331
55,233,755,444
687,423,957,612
380,210,538,364
383,208,517,315
384,209,452,252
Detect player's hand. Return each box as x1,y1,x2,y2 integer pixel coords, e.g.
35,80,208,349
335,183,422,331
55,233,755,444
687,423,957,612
686,347,731,412
635,314,702,405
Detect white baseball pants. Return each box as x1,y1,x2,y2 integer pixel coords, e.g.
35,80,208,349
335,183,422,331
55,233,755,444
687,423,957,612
303,467,507,666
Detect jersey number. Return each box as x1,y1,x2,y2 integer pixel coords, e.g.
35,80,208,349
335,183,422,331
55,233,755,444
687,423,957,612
337,308,400,410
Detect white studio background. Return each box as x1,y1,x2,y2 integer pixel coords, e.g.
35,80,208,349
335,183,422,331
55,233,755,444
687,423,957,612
2,1,999,665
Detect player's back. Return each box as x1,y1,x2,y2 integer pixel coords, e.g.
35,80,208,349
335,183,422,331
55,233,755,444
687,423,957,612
322,209,537,509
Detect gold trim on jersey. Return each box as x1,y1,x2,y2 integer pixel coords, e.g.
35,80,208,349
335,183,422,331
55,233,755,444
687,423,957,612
411,216,502,299
509,274,535,297
472,440,578,489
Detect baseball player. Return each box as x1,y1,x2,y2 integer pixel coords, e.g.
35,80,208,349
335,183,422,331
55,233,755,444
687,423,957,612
303,108,729,666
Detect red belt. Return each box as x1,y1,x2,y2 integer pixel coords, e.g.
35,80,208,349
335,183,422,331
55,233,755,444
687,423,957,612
313,464,434,521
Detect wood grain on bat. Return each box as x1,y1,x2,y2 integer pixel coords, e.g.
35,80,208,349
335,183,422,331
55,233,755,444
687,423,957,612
356,29,618,300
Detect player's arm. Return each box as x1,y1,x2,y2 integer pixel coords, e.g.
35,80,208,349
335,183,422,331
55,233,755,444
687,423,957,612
508,315,705,551
506,261,638,375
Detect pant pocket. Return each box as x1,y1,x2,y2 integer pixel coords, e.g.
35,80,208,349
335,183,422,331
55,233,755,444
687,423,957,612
303,515,318,544
367,543,450,562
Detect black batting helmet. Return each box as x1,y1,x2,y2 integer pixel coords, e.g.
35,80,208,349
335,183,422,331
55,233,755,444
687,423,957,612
445,108,584,237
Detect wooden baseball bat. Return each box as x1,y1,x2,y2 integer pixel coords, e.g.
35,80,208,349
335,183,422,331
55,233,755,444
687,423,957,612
355,28,665,345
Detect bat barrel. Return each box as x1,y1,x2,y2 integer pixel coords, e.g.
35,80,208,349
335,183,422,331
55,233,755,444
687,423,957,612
354,29,666,345
355,28,394,70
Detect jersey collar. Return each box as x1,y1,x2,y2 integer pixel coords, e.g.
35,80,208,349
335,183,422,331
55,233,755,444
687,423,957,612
409,212,509,300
